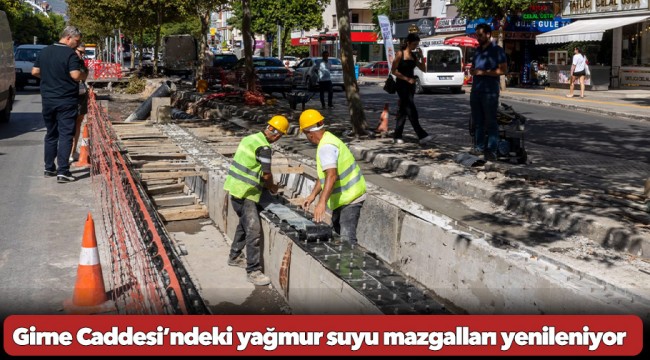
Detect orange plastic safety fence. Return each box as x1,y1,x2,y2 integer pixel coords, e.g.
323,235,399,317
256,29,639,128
85,90,188,314
88,62,122,81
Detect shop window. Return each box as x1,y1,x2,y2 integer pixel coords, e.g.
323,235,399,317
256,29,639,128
352,13,359,24
332,15,337,29
622,22,646,66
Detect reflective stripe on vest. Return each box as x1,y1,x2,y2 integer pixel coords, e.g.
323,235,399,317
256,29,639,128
316,131,366,210
223,132,269,202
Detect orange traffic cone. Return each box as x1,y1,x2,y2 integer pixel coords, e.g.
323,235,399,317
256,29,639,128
63,213,115,314
376,103,389,134
72,124,90,168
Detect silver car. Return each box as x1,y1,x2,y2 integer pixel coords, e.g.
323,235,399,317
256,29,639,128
292,57,343,90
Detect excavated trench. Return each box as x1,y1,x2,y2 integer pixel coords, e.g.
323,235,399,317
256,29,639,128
102,89,650,318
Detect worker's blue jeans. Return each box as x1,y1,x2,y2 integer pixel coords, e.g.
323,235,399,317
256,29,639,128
470,91,499,156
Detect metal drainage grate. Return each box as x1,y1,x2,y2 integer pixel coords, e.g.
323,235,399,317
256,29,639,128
261,198,451,315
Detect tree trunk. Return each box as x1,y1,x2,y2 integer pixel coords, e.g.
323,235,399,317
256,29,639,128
282,28,289,56
335,0,367,136
242,0,256,91
139,28,144,68
198,9,211,82
498,15,506,91
153,8,162,75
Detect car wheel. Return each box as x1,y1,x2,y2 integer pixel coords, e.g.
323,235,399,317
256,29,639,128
451,86,463,94
0,89,13,123
415,78,424,94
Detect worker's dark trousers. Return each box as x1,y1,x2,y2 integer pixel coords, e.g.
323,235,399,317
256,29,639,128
331,201,364,245
229,196,262,273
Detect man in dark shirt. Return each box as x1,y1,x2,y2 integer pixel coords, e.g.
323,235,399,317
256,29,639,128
32,26,87,183
470,23,507,161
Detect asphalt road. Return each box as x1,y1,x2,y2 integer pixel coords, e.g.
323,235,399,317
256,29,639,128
0,90,95,316
352,85,650,165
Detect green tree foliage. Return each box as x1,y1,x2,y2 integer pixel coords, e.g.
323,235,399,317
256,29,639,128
369,0,390,37
454,0,536,21
229,0,326,55
1,0,65,44
178,0,230,80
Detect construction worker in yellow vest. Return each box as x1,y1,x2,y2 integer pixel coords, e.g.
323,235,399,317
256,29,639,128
300,109,366,245
223,115,289,286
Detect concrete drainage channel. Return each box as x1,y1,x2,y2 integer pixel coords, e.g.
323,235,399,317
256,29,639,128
154,117,650,318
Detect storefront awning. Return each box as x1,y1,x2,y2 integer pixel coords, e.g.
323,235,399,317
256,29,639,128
536,15,650,45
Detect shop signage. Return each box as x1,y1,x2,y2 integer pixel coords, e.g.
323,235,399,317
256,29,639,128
417,18,435,36
467,17,572,33
436,17,467,33
393,17,436,38
563,0,649,16
621,67,650,86
510,17,573,32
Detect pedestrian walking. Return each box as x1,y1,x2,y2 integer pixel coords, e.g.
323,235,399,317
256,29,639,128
71,43,89,163
314,50,334,109
566,47,587,98
390,33,434,145
469,23,507,161
31,26,87,183
223,115,289,286
299,109,366,245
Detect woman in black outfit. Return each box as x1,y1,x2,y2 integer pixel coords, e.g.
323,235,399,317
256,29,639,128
390,33,434,145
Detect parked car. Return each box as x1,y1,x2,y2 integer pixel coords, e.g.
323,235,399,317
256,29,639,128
359,61,389,77
0,10,16,122
14,44,47,90
213,53,238,70
223,57,292,96
292,57,343,90
282,56,299,67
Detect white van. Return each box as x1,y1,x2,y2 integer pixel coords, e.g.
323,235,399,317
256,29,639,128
0,10,16,123
14,44,47,90
413,45,464,94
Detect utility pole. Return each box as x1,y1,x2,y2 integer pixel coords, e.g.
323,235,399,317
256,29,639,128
277,20,282,60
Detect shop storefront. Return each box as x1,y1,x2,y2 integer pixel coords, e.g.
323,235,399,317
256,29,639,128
290,31,378,61
467,2,572,87
536,0,650,89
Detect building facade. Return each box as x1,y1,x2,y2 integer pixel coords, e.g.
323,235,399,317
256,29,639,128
537,0,650,88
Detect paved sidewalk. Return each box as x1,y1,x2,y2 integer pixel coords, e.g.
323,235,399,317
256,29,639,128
359,76,650,122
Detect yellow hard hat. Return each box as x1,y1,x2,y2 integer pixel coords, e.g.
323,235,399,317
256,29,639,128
299,109,324,131
267,115,289,134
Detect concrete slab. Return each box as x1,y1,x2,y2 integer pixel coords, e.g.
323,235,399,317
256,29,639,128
167,219,290,314
357,196,402,263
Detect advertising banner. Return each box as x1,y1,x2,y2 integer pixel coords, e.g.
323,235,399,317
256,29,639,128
378,15,395,72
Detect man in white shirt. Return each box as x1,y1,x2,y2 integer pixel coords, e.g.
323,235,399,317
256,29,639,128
314,50,334,109
300,109,366,245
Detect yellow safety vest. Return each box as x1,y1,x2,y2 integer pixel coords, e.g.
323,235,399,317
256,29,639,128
223,132,270,203
316,131,366,210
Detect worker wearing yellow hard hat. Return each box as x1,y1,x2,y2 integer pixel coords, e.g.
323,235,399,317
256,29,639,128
223,114,289,286
300,109,366,245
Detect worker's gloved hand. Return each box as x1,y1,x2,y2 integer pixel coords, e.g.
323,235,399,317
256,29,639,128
268,183,279,195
